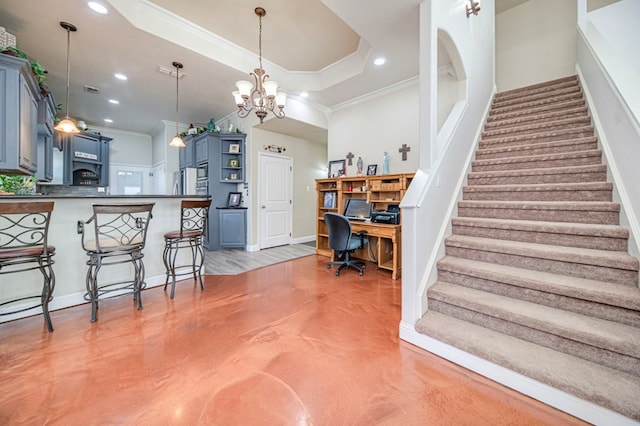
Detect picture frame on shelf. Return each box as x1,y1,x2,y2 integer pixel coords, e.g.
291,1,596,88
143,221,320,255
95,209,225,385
228,158,239,167
328,159,346,178
323,192,336,209
229,173,238,180
367,164,377,176
227,192,242,208
229,143,240,153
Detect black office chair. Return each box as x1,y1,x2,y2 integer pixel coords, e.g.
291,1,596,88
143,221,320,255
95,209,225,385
324,212,368,276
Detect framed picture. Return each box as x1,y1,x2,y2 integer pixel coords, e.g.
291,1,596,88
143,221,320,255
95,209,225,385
328,159,346,178
229,143,240,153
323,192,336,209
229,173,238,180
227,192,242,208
367,164,377,176
228,158,239,167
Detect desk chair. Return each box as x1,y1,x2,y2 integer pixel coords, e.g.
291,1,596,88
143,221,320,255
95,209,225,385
0,202,56,332
324,212,368,276
77,203,154,322
162,199,211,299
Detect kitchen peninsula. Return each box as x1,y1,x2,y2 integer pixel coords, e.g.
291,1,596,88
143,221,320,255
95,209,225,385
0,194,209,324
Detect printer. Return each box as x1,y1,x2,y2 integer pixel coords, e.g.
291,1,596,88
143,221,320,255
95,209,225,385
371,210,400,224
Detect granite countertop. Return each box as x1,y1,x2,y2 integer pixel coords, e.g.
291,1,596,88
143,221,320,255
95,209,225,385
0,194,211,199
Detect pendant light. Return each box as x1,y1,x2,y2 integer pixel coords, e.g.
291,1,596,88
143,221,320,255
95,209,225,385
169,61,185,147
54,22,80,134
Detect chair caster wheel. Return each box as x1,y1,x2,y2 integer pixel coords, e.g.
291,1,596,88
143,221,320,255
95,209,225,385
359,271,363,276
335,271,340,276
326,264,331,269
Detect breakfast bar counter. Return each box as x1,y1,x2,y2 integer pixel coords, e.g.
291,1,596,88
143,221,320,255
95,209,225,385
0,195,210,324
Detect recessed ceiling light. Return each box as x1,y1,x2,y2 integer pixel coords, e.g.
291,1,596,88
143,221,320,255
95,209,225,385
104,118,113,123
108,99,119,104
87,1,108,14
374,57,386,66
114,73,127,81
299,92,309,98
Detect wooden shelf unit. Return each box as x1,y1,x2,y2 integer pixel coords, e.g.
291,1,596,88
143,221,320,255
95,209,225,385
315,172,414,279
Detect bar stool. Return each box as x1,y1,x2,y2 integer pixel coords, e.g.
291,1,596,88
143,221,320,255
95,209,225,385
77,203,154,322
0,202,56,332
162,199,211,298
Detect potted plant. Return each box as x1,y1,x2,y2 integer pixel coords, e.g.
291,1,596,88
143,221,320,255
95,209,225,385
1,45,49,95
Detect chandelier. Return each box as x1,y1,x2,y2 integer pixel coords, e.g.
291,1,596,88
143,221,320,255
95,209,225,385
232,7,286,123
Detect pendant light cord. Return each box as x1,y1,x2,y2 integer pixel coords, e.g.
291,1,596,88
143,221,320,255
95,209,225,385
175,64,179,135
64,27,71,117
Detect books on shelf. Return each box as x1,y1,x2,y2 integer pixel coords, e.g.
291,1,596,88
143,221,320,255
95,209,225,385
323,191,336,208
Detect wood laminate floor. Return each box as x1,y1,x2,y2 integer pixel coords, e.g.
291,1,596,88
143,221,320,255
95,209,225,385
0,255,585,425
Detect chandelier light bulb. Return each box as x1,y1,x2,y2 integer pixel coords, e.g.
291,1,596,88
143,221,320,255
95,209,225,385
235,81,253,97
263,80,278,98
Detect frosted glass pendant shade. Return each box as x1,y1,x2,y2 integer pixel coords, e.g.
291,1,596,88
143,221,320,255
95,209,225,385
169,135,185,148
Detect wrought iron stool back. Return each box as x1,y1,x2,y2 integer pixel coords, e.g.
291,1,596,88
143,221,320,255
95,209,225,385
0,202,55,331
77,203,154,322
162,199,211,299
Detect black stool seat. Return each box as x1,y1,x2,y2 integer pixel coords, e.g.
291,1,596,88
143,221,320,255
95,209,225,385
77,203,154,322
163,199,211,299
0,202,56,332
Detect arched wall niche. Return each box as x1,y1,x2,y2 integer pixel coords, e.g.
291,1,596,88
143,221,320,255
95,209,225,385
437,29,467,131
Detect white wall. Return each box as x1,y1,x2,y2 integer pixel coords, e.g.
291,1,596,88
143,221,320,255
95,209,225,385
577,0,640,258
496,0,577,91
90,125,152,166
328,82,419,176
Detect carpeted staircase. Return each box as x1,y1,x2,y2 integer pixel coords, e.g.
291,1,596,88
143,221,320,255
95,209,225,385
415,75,640,421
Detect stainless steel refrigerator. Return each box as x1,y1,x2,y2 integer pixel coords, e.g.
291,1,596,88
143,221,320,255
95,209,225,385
172,168,197,195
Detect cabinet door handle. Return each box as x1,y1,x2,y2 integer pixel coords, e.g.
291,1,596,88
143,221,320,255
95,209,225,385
261,205,266,209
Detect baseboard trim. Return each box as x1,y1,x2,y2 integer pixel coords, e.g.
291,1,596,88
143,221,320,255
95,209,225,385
399,322,637,425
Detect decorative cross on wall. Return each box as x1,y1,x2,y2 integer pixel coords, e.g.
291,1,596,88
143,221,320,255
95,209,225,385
346,152,355,165
398,144,411,161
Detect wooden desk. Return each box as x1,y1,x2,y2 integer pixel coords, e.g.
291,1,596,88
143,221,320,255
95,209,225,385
349,221,402,280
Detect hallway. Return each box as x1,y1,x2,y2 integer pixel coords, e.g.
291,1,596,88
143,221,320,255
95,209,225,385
0,255,584,425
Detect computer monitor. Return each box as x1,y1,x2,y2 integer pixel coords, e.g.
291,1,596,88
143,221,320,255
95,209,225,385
343,198,372,221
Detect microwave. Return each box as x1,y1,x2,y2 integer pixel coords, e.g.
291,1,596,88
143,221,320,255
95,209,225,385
196,163,208,180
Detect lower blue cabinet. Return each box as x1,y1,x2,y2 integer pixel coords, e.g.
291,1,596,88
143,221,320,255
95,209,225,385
218,208,247,249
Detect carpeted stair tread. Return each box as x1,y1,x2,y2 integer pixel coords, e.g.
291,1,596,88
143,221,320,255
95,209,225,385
489,92,585,116
462,181,612,202
451,216,627,250
479,125,594,146
475,136,597,160
487,99,586,123
484,106,588,130
481,116,591,139
445,234,639,273
493,75,578,100
415,310,640,421
427,282,640,357
438,256,640,311
491,85,582,110
467,164,608,185
471,150,602,172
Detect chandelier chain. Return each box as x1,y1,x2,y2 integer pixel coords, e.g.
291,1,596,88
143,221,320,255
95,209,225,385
258,12,263,70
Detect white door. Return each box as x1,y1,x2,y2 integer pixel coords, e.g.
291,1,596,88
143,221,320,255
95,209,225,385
258,153,292,249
